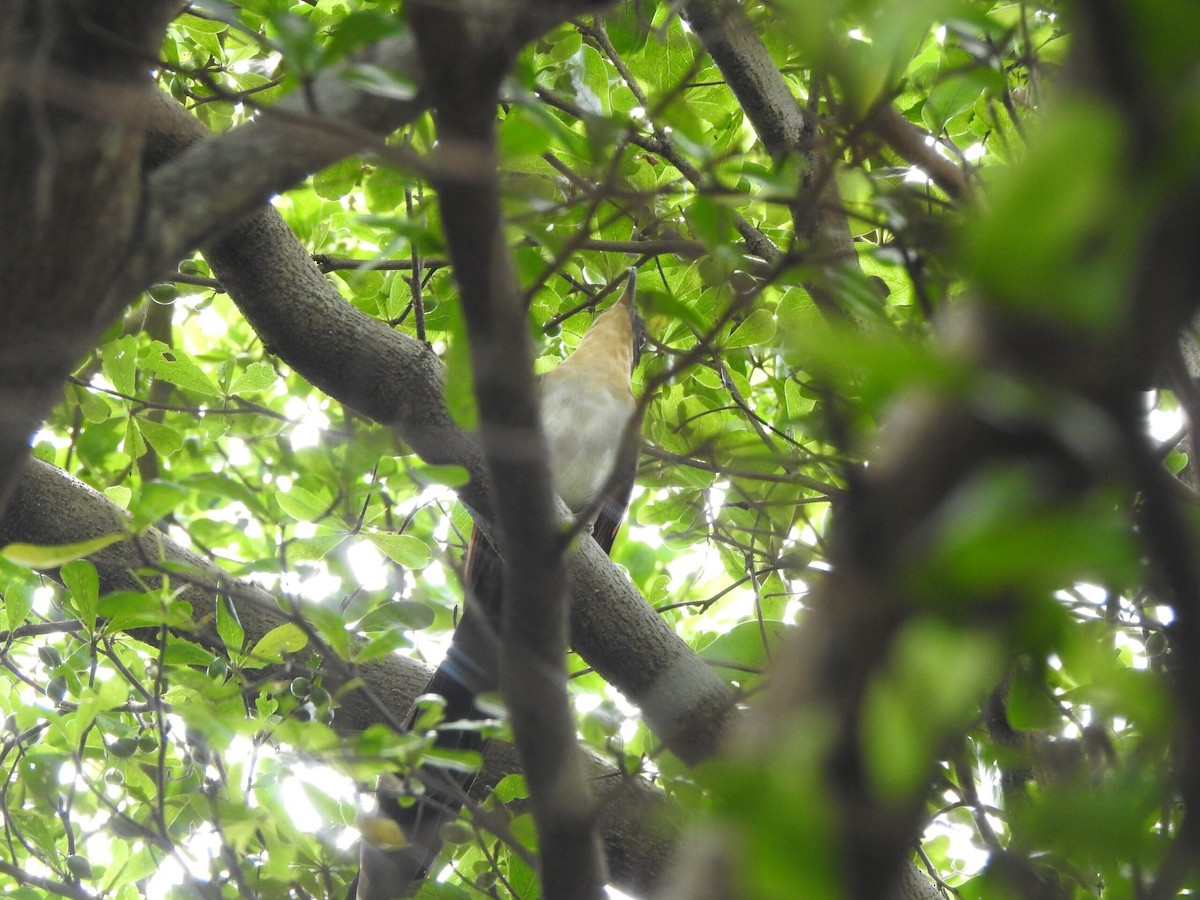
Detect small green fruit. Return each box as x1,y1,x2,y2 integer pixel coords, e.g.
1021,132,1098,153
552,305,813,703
37,646,63,668
65,854,93,879
46,676,68,704
108,737,138,759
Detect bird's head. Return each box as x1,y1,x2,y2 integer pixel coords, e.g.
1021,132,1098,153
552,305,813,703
610,268,647,371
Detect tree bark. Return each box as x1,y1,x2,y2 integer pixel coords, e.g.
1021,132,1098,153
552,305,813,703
143,86,738,771
0,457,679,896
0,0,177,512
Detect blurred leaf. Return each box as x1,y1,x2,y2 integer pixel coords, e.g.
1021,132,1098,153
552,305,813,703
250,623,309,665
367,533,432,569
303,603,352,660
321,10,401,64
217,593,244,654
277,486,332,522
2,533,124,568
131,481,190,531
341,63,418,100
961,100,1130,331
1006,665,1061,732
724,308,776,349
863,621,1004,799
313,157,363,201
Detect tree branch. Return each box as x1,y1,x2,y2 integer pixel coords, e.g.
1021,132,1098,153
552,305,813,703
867,104,969,200
670,24,1200,899
0,0,178,512
0,457,678,896
0,457,429,730
409,1,607,894
126,35,426,298
676,0,858,318
144,75,736,770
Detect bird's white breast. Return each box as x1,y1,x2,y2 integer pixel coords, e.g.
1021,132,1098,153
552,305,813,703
540,367,635,514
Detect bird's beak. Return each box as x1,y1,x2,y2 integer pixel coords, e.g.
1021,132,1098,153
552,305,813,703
620,267,637,308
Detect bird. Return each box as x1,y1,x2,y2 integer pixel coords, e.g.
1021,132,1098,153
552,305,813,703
358,270,646,897
538,268,646,551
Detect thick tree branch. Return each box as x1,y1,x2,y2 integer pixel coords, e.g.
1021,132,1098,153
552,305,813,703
867,105,969,201
669,21,1200,899
126,37,425,299
144,74,736,771
143,91,491,510
0,458,429,731
409,2,607,895
0,0,177,513
0,458,679,896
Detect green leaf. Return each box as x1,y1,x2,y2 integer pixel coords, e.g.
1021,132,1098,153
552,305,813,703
367,533,432,569
249,623,309,665
303,604,351,660
162,638,216,666
276,486,332,522
492,773,529,803
313,157,363,201
2,533,125,568
3,584,33,632
183,472,270,517
290,532,348,561
97,591,171,631
60,560,99,630
685,195,736,250
137,418,183,458
408,464,471,489
217,594,245,654
442,303,478,430
697,620,791,678
500,106,554,160
131,481,190,531
178,12,227,34
104,485,132,509
75,385,111,423
724,309,776,349
357,600,436,633
124,417,147,460
922,69,1002,132
228,362,277,396
354,629,412,664
101,335,138,396
571,44,611,116
141,341,221,397
67,674,128,744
